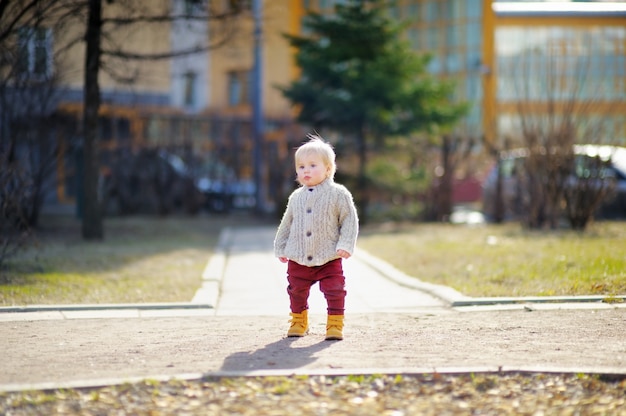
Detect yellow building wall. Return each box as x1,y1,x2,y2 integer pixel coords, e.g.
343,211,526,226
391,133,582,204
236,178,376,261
54,20,86,90
264,2,297,118
208,1,296,118
482,0,496,146
54,1,300,115
55,0,172,95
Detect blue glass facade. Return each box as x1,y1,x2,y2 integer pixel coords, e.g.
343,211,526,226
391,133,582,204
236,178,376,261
494,10,626,145
299,1,626,144
400,0,484,137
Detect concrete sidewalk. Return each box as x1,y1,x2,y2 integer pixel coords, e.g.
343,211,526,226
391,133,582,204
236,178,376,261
1,226,625,393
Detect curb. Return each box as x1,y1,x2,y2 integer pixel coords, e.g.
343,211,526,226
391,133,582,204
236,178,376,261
3,227,622,315
354,248,469,305
191,227,232,306
2,366,625,394
0,228,234,316
451,295,626,307
354,248,626,308
0,303,212,313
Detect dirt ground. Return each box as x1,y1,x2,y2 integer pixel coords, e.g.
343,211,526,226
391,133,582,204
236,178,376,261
2,308,625,391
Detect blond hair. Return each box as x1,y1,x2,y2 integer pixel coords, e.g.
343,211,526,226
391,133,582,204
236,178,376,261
295,134,337,180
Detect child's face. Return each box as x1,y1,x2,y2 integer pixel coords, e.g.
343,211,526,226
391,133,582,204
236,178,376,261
296,153,329,187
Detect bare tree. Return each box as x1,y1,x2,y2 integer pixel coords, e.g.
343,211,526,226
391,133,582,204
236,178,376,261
562,145,617,230
500,36,617,230
0,0,80,267
80,0,247,239
428,134,477,222
3,0,250,240
0,157,32,271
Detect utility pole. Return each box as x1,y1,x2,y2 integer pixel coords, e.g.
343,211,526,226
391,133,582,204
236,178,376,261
252,0,264,214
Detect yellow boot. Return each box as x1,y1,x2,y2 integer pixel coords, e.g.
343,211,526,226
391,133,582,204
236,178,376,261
325,315,344,340
287,310,308,337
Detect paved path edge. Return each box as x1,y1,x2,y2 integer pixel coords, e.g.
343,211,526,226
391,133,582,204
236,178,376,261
1,226,623,315
3,366,625,394
354,248,626,307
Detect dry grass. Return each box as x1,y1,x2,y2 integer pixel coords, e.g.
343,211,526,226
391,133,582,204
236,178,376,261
2,215,625,306
2,373,625,415
0,213,270,306
358,221,626,297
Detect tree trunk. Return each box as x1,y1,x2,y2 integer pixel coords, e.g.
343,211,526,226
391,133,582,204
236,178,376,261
82,0,103,240
437,135,454,222
356,125,368,224
493,158,504,223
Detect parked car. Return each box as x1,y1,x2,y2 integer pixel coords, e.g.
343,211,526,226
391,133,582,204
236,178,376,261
230,179,256,210
102,149,204,216
192,160,256,213
482,145,626,221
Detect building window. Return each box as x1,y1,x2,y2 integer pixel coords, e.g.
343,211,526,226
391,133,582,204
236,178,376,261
17,26,53,80
227,70,251,106
467,0,482,19
389,5,401,20
425,1,439,21
184,71,197,107
426,26,439,51
226,0,252,13
408,28,420,49
446,23,462,48
184,0,204,15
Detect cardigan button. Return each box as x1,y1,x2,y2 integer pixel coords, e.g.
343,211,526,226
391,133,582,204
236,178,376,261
307,256,313,261
306,231,312,237
306,208,312,213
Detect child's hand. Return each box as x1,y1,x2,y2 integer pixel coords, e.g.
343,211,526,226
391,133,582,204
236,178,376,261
278,257,289,263
337,249,351,259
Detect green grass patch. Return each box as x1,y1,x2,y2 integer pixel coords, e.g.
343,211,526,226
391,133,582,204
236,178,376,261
0,213,268,306
2,214,624,304
358,221,626,297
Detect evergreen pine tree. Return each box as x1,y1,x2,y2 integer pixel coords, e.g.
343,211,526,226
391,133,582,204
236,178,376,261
281,0,467,221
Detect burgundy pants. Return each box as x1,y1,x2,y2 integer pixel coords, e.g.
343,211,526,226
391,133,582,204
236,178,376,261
287,258,346,315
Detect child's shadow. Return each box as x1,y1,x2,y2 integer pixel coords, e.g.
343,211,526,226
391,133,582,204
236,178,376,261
220,337,332,372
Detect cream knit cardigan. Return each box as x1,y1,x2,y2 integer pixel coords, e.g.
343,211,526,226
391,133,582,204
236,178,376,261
274,178,359,267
